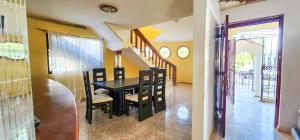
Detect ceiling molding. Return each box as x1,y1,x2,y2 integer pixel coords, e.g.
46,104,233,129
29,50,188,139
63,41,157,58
27,14,87,29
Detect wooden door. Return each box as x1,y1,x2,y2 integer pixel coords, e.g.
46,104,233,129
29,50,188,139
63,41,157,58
228,40,236,104
214,15,229,138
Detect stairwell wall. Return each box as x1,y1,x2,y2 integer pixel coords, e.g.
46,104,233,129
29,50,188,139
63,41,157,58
153,41,193,84
139,29,194,84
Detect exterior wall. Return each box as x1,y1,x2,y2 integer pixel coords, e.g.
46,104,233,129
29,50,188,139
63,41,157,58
222,0,300,131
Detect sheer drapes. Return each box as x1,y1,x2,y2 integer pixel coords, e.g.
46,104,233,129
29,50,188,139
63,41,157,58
48,33,103,101
0,0,35,139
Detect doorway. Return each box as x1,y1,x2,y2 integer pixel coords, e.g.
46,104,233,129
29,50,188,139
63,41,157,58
224,15,285,139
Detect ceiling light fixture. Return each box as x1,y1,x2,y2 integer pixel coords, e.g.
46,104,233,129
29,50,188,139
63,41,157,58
98,3,118,13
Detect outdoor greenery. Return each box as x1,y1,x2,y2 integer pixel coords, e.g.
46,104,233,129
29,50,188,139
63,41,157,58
235,52,253,72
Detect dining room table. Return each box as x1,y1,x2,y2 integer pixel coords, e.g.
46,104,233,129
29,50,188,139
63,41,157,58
93,78,140,116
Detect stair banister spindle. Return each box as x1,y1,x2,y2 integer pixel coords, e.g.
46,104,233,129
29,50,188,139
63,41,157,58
140,38,143,54
144,44,147,57
155,54,157,67
169,65,172,79
130,30,133,43
151,51,154,63
135,32,138,48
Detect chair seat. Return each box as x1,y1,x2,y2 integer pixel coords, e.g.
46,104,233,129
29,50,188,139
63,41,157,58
92,94,113,104
95,89,109,95
125,94,148,102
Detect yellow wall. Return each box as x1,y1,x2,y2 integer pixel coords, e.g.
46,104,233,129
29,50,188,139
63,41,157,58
139,26,193,83
27,18,117,80
153,41,193,83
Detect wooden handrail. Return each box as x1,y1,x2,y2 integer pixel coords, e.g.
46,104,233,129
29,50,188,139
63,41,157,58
130,29,177,85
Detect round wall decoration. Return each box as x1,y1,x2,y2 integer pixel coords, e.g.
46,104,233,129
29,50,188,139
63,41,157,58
159,46,171,59
177,46,190,59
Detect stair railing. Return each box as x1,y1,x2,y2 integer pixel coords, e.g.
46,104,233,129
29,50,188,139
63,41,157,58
130,29,177,85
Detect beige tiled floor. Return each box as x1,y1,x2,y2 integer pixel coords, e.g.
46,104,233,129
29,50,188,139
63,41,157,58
225,89,293,140
77,83,192,140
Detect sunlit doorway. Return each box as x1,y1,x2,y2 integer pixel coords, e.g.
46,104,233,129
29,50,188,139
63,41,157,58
224,17,288,139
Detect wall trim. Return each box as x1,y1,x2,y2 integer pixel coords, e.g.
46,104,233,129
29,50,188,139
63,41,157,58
27,14,87,29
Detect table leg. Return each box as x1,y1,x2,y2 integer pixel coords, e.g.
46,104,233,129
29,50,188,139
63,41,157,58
112,89,126,116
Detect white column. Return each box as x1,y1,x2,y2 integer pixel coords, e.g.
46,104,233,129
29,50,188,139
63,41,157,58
254,52,262,97
193,0,221,140
192,0,207,139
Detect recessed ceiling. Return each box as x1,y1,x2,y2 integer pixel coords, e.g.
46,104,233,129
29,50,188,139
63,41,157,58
151,16,193,42
26,0,192,50
26,0,193,29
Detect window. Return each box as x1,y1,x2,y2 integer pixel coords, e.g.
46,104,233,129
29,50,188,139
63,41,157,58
47,32,103,74
47,32,103,101
177,46,190,59
159,46,171,59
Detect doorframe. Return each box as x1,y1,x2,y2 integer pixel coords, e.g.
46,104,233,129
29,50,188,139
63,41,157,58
227,15,284,128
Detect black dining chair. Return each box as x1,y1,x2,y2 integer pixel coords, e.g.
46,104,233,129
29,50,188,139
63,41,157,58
113,67,125,80
125,70,153,121
114,67,135,94
153,68,167,113
91,68,109,95
83,71,113,124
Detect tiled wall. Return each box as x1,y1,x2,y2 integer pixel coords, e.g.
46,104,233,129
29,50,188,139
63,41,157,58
0,0,35,139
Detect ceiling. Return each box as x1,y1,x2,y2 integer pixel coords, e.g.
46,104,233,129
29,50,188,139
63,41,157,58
26,0,192,50
26,0,193,29
150,16,193,42
220,0,266,10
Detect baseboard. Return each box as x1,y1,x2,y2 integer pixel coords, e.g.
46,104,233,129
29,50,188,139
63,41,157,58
277,126,291,134
177,82,192,85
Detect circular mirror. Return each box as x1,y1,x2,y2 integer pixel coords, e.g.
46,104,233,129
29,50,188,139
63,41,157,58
177,46,189,59
159,46,171,59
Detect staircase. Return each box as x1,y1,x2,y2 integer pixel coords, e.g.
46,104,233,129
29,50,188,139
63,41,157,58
129,29,177,85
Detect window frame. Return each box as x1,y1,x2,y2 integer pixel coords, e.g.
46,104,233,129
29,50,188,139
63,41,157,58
46,32,52,74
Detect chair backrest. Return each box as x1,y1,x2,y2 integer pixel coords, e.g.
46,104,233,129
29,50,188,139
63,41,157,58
153,68,167,112
83,71,92,104
138,70,153,121
93,68,107,83
114,67,125,80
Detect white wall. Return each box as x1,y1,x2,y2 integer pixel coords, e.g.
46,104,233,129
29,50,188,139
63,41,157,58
193,0,220,139
222,0,300,130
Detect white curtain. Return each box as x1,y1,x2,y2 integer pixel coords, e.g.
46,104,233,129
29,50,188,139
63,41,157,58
0,0,36,139
48,32,103,101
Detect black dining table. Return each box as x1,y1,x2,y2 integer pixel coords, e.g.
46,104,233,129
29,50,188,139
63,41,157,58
93,78,140,116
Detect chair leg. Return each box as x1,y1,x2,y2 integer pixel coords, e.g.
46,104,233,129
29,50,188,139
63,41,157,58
126,100,130,116
109,102,113,119
85,104,88,120
88,107,92,124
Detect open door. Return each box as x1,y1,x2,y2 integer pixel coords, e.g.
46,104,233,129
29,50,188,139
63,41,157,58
214,15,229,138
228,40,236,104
